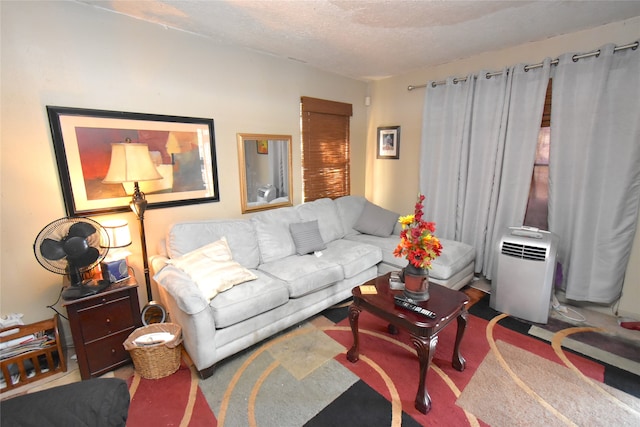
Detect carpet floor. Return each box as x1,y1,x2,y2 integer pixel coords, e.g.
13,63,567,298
127,292,640,426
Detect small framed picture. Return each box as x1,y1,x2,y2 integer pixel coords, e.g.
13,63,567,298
257,140,268,154
377,126,400,159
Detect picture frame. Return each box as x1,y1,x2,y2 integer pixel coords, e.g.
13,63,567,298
376,126,400,159
46,106,219,216
257,140,269,154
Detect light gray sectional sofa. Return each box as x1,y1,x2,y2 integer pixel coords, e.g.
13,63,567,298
150,195,475,378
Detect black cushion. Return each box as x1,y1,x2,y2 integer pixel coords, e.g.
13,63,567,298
0,377,129,427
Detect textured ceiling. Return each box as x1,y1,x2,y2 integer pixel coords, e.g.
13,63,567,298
79,0,640,81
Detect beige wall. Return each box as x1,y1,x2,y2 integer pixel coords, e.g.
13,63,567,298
2,1,638,331
367,16,640,318
0,1,367,326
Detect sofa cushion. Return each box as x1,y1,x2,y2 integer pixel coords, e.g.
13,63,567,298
353,200,399,237
345,234,475,281
321,239,382,278
430,238,476,280
335,195,367,236
251,207,301,263
209,271,289,328
290,220,326,255
166,237,258,301
259,256,344,298
295,198,345,242
166,220,260,269
345,234,400,267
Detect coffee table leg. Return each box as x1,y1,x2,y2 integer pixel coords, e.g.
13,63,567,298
346,304,361,363
411,334,438,414
452,310,468,371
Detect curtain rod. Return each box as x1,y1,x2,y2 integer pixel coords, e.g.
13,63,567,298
407,41,638,91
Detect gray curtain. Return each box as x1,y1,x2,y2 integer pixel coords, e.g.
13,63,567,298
482,61,551,279
420,61,551,279
268,140,289,198
549,42,640,303
420,75,474,239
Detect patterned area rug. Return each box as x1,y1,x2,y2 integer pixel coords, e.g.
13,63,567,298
127,361,216,426
127,294,640,426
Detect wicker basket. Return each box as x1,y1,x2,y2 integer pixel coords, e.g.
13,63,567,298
123,323,182,379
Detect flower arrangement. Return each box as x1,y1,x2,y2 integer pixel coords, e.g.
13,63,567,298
393,194,442,270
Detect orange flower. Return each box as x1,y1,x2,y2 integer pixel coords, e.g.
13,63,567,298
393,194,442,269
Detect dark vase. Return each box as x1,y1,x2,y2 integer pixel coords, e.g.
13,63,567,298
403,263,430,301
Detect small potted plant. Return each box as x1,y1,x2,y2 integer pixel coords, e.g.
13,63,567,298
393,194,442,300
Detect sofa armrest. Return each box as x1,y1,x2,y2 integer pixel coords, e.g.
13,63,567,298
153,265,209,315
154,268,220,373
150,254,169,276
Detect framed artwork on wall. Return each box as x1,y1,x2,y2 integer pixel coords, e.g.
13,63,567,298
46,106,219,216
257,140,269,154
377,126,400,159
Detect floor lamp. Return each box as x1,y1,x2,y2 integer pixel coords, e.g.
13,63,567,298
103,140,167,324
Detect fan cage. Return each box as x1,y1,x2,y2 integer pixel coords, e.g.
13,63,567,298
33,217,110,276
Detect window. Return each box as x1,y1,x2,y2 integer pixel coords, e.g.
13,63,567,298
524,80,551,230
300,96,352,202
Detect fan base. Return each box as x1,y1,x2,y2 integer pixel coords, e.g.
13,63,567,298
62,280,111,300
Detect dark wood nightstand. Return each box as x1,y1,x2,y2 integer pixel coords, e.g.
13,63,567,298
63,277,142,380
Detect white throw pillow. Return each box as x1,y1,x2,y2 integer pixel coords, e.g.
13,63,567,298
166,237,257,301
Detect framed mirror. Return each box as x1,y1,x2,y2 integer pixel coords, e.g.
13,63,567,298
237,133,293,213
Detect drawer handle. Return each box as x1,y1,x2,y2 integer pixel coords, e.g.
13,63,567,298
105,318,111,324
111,348,116,354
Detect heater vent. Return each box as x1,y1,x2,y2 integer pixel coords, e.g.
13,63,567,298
491,226,559,324
501,242,547,261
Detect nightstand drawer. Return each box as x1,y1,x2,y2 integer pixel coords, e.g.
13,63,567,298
77,296,136,342
64,280,142,380
84,329,134,376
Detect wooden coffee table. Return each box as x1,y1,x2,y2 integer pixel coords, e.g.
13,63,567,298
346,273,469,414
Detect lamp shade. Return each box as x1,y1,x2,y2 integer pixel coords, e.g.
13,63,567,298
103,142,162,183
101,219,132,248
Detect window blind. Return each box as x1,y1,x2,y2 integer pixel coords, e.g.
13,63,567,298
300,97,352,202
541,79,552,127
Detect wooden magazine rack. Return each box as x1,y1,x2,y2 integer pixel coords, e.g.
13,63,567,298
0,314,67,392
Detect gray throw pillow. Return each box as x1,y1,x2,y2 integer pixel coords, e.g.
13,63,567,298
353,201,399,237
290,220,327,255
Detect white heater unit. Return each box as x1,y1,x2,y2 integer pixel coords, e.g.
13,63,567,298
490,226,559,323
257,184,276,203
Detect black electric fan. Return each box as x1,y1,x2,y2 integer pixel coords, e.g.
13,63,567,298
34,217,111,300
